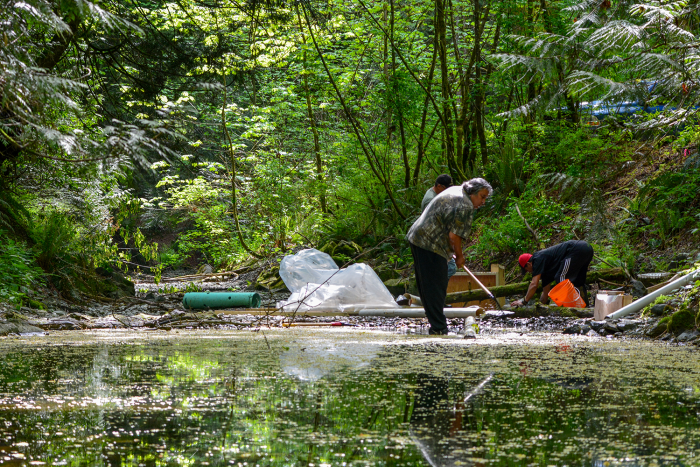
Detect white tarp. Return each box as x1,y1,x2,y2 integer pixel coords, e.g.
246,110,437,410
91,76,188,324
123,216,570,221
277,248,398,312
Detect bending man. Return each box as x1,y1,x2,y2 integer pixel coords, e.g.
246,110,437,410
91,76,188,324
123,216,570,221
407,178,492,335
422,174,457,279
511,240,594,307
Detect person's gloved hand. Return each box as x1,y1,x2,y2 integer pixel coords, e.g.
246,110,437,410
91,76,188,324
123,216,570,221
511,299,525,307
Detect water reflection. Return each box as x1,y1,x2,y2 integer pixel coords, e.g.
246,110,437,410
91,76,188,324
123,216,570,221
0,331,698,466
280,340,381,381
410,374,492,467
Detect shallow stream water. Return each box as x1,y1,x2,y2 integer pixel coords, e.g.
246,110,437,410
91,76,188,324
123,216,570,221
0,329,699,466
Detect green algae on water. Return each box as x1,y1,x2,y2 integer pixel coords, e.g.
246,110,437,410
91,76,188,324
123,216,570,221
0,330,699,466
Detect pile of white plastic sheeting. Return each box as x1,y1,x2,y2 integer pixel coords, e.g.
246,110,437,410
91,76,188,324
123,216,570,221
277,249,398,312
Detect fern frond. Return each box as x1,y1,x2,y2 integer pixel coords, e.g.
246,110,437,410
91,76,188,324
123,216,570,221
585,20,645,53
497,85,564,119
76,0,143,34
13,1,71,34
567,72,629,101
492,53,546,76
574,10,603,27
563,0,600,14
539,172,586,202
631,1,688,20
685,53,700,74
636,53,683,74
635,107,696,129
506,34,571,55
655,20,696,41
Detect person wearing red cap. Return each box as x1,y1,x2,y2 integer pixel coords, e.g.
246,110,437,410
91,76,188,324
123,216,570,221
511,240,594,307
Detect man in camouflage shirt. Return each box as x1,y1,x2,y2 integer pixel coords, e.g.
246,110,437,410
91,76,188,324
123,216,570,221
406,178,492,335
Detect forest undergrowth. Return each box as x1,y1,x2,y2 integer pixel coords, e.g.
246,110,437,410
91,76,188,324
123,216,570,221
3,0,700,310
2,118,700,310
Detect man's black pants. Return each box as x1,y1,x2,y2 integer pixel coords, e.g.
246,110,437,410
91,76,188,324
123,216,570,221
554,241,594,306
555,241,594,288
410,243,448,333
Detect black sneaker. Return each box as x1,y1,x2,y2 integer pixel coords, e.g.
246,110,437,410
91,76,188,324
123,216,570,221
429,328,448,335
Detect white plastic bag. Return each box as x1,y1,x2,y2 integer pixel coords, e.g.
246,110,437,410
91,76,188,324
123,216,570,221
278,248,339,293
277,249,397,312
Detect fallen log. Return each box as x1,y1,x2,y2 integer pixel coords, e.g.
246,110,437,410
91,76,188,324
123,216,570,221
496,305,594,319
446,282,537,304
159,271,239,282
26,318,85,331
445,268,626,304
0,322,46,336
587,268,627,283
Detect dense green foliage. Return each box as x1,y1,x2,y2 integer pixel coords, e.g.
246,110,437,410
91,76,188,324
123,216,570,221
0,233,44,306
1,0,700,301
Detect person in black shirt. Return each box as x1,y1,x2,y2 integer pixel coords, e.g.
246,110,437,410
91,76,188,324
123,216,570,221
511,240,594,307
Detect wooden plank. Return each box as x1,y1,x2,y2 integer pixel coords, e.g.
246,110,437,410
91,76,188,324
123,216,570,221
446,265,505,309
491,264,506,306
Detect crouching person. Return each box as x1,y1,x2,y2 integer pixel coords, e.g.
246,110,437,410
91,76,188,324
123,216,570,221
511,240,594,307
406,178,492,335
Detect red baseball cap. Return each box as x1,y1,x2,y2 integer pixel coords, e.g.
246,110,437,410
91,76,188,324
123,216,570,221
518,253,533,268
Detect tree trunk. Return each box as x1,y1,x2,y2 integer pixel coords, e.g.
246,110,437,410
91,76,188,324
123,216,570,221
473,0,488,166
295,7,327,213
413,34,438,185
221,75,261,258
390,0,410,189
435,0,463,181
301,4,406,219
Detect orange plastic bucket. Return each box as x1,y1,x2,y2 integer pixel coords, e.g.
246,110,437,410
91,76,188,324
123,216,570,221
548,279,586,308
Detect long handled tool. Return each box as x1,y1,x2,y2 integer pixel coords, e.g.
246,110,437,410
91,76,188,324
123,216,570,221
282,322,359,327
462,265,503,310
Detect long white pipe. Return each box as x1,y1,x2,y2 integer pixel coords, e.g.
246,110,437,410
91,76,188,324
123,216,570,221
215,306,484,318
357,307,484,318
606,268,700,320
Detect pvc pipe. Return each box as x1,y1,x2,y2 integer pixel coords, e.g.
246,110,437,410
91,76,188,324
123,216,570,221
357,307,484,318
606,269,700,320
183,292,261,309
211,306,483,318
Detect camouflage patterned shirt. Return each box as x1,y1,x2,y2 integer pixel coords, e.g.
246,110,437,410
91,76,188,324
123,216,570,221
406,186,474,259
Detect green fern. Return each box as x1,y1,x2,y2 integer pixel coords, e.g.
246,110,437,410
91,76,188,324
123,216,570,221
492,135,526,197
0,192,31,239
495,0,700,129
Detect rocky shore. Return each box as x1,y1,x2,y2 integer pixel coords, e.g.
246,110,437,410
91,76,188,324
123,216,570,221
1,251,698,344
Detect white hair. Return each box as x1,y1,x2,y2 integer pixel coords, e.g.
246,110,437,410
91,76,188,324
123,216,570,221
462,178,493,196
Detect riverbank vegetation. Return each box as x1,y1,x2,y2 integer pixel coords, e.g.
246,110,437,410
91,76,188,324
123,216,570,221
1,0,700,308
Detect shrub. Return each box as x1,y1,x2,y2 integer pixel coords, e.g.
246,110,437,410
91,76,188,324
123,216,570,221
32,212,80,276
470,193,572,260
632,169,700,241
0,232,44,306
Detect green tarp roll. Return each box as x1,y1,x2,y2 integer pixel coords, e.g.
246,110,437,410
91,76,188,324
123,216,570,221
183,292,261,309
